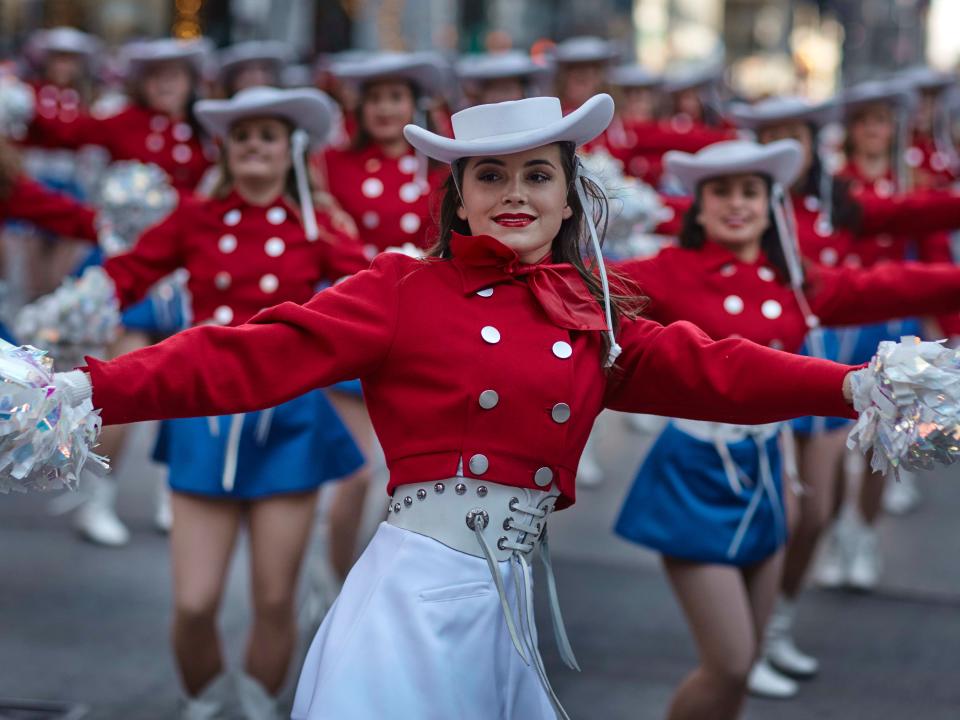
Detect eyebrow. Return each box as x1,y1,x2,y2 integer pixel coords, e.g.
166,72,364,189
472,157,557,169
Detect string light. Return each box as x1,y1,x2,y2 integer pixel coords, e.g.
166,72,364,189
173,0,203,39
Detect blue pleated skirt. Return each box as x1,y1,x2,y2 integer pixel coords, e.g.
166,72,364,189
615,422,786,566
153,389,364,499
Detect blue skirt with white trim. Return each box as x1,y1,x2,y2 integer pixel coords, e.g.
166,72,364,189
615,422,786,566
152,389,364,499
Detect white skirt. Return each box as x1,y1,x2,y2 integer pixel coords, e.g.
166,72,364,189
291,522,558,720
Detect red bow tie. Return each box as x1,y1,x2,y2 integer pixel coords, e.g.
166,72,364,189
450,232,608,332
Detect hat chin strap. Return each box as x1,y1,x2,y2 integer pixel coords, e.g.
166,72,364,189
574,158,621,368
771,183,824,358
291,129,319,241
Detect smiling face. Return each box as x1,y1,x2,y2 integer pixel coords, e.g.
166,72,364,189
225,116,292,186
696,173,770,251
360,79,417,144
848,102,895,157
141,60,194,116
457,144,573,263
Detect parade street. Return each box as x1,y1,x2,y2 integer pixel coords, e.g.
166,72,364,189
1,411,958,720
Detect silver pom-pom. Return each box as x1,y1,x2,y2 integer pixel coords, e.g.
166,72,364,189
847,336,960,476
578,149,673,260
96,161,177,257
0,341,102,493
14,266,120,366
0,73,35,140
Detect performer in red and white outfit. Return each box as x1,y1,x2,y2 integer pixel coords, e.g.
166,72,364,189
320,52,450,253
612,139,960,718
89,86,367,719
51,94,865,720
456,50,552,106
28,38,212,194
215,40,291,98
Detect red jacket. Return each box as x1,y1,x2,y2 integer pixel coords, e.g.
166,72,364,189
86,233,854,508
103,191,369,326
0,176,97,240
21,81,86,149
319,144,448,253
29,105,211,192
616,241,960,350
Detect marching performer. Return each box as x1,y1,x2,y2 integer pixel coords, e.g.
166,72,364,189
456,50,551,106
320,52,450,253
216,40,291,98
28,37,212,194
48,94,867,720
551,36,618,114
612,139,960,717
63,86,368,718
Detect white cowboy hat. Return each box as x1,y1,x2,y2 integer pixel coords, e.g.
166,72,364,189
121,38,208,77
664,139,804,194
607,64,661,89
841,79,915,112
403,93,614,164
195,86,338,145
217,41,291,81
664,57,725,94
896,66,955,94
727,96,838,130
330,51,448,97
456,51,550,83
552,36,619,65
32,27,100,59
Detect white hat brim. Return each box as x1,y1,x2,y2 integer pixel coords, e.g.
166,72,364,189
218,42,291,77
331,53,446,96
195,89,337,145
727,98,838,130
404,93,614,164
664,139,804,194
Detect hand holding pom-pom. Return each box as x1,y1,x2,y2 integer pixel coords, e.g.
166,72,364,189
847,336,960,477
0,342,102,494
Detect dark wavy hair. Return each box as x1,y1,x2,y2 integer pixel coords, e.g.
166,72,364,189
0,137,22,201
429,141,646,366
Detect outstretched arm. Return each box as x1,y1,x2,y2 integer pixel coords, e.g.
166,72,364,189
857,189,960,237
1,176,97,241
805,260,960,327
83,253,403,425
604,316,855,422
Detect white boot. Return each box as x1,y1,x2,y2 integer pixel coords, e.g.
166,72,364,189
235,672,283,720
74,472,129,547
883,469,920,515
154,477,173,534
181,674,230,720
847,516,882,591
764,598,819,678
814,521,847,589
747,658,799,699
576,433,604,488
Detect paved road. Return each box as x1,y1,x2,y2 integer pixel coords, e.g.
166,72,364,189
1,412,958,719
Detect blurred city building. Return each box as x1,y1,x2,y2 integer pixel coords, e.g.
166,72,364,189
0,0,955,95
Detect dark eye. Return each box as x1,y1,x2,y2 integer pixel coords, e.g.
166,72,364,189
477,171,500,183
261,128,277,142
528,171,551,183
233,129,249,142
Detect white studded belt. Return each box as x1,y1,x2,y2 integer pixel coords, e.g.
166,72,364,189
387,477,576,720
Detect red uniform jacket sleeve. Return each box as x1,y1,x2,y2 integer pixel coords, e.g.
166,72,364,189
28,111,113,152
1,176,97,241
86,252,402,425
858,190,960,237
604,317,854,421
102,208,184,309
805,261,960,327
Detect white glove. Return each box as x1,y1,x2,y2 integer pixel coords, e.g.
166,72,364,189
54,370,93,409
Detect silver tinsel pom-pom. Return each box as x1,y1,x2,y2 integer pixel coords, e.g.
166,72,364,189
0,73,35,140
578,149,673,260
0,341,102,493
847,336,960,476
14,267,120,366
96,161,177,257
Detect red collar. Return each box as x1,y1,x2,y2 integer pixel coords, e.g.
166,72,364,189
698,239,775,274
449,232,608,331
